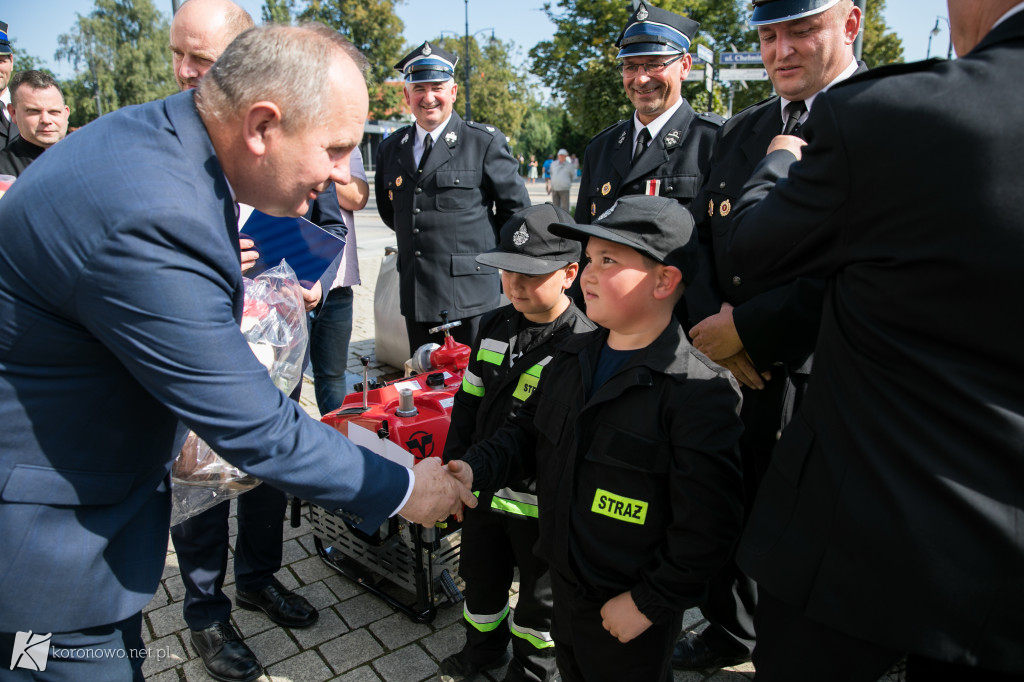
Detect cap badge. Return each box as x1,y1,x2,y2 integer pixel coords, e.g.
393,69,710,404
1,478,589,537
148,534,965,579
423,44,432,56
601,182,611,196
636,6,649,21
395,176,403,187
720,199,732,217
664,129,681,148
708,199,715,217
513,225,530,247
445,131,458,145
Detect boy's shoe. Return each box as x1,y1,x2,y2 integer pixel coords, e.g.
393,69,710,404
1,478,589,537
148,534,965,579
437,650,512,681
671,630,750,670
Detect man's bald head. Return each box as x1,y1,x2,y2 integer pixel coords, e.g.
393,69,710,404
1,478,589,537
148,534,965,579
170,0,254,91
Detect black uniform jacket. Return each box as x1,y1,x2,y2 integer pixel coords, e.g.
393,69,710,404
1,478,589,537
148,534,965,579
574,100,721,223
0,135,43,177
375,112,530,323
724,14,1024,672
462,321,743,624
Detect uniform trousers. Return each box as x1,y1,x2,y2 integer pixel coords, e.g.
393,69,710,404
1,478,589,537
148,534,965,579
550,572,681,682
458,505,556,682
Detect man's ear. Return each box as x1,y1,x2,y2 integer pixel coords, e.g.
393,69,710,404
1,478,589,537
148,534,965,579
242,101,284,157
653,264,684,300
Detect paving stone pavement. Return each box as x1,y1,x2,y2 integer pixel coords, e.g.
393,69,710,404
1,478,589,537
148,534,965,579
148,179,904,681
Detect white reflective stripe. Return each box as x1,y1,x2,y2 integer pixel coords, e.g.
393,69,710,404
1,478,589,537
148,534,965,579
479,338,509,355
537,355,553,366
494,488,538,507
463,601,510,626
511,621,555,647
462,369,484,389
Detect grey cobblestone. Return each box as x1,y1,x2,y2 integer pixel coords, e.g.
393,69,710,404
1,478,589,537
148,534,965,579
371,643,436,682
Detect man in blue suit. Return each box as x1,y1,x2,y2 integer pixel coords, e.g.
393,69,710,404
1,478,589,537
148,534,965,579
0,23,475,681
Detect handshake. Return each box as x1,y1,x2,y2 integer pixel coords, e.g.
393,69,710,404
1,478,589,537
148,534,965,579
398,458,477,526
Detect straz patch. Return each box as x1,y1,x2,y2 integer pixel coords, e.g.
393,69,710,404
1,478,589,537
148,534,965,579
591,489,648,525
512,372,539,401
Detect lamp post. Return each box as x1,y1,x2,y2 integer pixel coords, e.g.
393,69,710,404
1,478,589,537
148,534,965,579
927,16,953,60
441,11,495,123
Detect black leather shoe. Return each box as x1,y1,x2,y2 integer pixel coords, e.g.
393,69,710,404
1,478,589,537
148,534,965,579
671,630,751,671
437,649,511,681
236,577,319,628
190,622,264,682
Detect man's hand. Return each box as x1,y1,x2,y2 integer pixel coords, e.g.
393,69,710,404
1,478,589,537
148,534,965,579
768,134,807,159
239,237,259,274
445,460,475,522
600,591,652,644
689,302,743,361
399,458,477,527
718,350,770,390
301,281,322,312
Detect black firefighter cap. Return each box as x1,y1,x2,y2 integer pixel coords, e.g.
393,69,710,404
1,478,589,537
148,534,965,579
751,0,843,26
394,41,458,83
477,204,582,276
0,22,11,55
616,1,699,59
550,195,699,283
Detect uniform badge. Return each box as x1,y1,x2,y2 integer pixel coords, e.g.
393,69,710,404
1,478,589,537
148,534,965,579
389,190,394,201
617,129,627,146
664,129,681,148
395,176,403,187
513,224,530,247
401,133,409,145
423,44,432,55
636,6,649,20
601,182,611,196
708,199,714,217
486,126,495,133
591,202,597,216
445,131,458,145
597,201,619,221
720,199,731,217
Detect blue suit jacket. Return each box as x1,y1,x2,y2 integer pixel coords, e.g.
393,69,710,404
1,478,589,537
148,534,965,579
0,91,408,632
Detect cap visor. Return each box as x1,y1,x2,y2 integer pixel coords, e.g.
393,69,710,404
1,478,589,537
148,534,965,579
475,251,569,275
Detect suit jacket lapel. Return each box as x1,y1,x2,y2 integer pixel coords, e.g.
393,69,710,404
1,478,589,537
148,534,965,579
623,103,695,186
398,129,417,179
742,100,782,169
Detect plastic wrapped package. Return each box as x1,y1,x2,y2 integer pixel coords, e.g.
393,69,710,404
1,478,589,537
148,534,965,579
171,261,308,525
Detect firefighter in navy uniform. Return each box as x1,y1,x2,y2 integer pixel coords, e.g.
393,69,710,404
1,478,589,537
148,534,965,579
440,204,595,682
575,2,721,225
375,42,530,350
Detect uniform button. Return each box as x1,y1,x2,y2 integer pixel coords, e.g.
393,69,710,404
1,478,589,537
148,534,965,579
412,208,421,215
414,250,422,256
732,275,742,286
775,430,783,441
412,228,420,234
667,185,674,192
720,181,726,189
415,187,423,194
454,178,460,184
475,266,480,271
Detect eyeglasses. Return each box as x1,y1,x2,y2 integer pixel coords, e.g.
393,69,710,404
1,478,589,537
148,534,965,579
617,54,684,77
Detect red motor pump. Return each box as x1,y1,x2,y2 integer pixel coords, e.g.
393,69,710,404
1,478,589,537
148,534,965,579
309,312,471,622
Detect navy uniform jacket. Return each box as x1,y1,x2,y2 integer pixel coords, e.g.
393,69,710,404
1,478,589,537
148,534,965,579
463,322,743,624
0,91,409,633
375,112,530,323
574,100,721,224
725,14,1024,673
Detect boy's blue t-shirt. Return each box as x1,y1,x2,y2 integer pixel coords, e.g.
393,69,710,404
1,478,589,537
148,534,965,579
587,343,637,400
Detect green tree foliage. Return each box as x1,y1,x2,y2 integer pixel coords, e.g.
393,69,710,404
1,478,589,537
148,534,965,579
297,0,407,120
261,0,297,24
516,101,557,161
861,0,904,67
434,35,528,138
56,0,176,127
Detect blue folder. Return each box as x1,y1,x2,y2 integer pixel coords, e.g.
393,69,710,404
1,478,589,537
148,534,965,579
239,210,346,287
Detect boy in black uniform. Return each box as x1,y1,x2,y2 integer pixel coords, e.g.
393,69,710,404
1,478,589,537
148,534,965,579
440,204,595,682
448,196,744,681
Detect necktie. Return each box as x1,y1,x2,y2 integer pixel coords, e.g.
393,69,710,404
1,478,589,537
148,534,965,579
632,127,651,166
782,100,806,136
417,134,433,172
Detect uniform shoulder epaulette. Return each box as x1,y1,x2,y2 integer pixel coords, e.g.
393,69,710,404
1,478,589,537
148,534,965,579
696,111,725,126
466,121,502,136
384,124,414,143
592,119,629,140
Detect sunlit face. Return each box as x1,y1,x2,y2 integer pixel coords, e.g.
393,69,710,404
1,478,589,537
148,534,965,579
501,264,577,323
404,79,457,131
622,52,692,124
169,7,234,91
580,237,661,332
0,54,12,93
10,86,69,149
757,3,860,101
251,61,367,217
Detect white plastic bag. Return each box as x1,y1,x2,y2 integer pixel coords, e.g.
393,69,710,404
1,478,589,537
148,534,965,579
171,261,308,525
373,247,411,368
